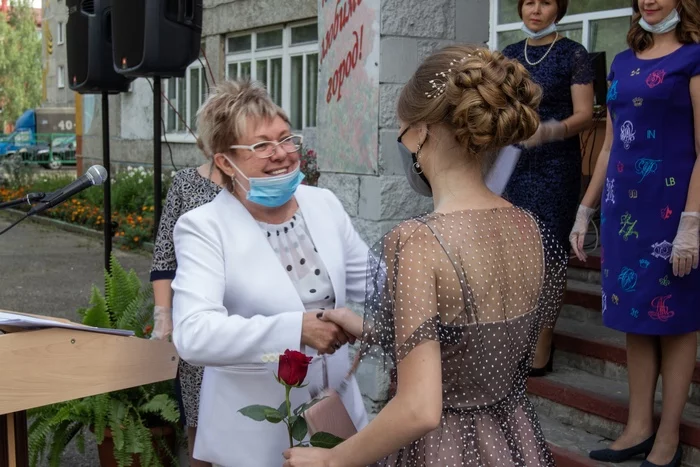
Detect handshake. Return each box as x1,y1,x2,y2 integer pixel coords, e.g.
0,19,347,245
301,307,363,355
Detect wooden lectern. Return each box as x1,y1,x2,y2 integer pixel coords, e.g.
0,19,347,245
0,312,179,467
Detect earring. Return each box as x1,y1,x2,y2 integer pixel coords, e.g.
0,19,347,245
412,142,424,174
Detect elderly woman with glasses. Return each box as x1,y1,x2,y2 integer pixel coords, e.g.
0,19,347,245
170,79,369,466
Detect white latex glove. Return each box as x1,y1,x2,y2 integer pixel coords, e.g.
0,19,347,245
151,305,173,340
671,212,700,277
569,205,596,262
522,120,567,148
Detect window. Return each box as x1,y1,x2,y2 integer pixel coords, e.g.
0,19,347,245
490,1,633,74
57,21,64,45
57,65,65,88
163,63,206,133
163,44,207,135
226,21,319,130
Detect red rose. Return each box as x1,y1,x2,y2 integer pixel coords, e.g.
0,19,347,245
277,349,313,387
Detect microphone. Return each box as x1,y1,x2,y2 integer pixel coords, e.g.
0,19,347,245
0,192,47,210
28,165,108,216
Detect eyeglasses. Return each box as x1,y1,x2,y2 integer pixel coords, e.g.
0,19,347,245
229,134,303,159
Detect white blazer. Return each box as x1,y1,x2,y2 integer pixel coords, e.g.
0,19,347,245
171,185,370,467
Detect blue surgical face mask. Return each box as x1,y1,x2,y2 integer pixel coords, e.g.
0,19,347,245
639,7,680,34
521,21,557,40
227,158,305,208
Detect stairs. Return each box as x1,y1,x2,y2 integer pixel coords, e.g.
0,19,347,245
534,252,700,466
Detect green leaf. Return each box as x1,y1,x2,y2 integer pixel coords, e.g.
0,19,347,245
310,432,345,449
278,401,288,419
81,286,111,329
238,405,275,422
291,416,308,442
263,407,284,424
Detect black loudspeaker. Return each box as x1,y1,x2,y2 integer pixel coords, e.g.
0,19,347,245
111,0,203,78
66,0,134,93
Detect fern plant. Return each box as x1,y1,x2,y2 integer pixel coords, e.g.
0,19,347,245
28,254,180,467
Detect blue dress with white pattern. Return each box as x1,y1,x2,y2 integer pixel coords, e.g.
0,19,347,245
601,43,700,335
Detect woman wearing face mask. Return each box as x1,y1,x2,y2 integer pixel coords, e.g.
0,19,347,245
501,0,595,377
569,1,700,466
170,80,369,466
282,45,567,467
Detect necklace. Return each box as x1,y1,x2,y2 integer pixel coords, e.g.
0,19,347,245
524,33,559,66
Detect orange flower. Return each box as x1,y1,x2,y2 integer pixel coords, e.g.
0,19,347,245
133,236,140,243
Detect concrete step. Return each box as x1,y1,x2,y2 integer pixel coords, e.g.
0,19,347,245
554,317,700,406
540,414,638,466
564,279,602,312
529,366,700,467
567,267,602,286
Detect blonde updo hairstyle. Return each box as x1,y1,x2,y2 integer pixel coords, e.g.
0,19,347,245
196,80,290,187
397,45,542,165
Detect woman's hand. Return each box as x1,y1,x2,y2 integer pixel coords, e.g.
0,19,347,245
569,205,596,262
317,308,363,339
671,212,700,277
522,120,566,148
151,305,173,340
301,312,350,354
282,446,333,467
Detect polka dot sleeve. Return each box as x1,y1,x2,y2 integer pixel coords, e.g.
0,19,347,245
361,220,440,366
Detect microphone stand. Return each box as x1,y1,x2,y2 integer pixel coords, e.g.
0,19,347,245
0,193,47,236
0,192,46,210
102,91,112,273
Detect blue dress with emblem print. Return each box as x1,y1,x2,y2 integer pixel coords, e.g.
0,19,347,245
601,43,700,335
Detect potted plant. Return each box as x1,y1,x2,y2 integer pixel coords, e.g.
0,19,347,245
27,254,181,467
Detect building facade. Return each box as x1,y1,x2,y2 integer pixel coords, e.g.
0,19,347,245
41,0,73,106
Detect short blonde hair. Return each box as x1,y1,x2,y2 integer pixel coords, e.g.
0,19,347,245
196,80,290,157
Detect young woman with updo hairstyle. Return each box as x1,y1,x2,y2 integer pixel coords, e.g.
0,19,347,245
283,44,567,467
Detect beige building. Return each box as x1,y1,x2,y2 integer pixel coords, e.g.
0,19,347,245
41,0,73,107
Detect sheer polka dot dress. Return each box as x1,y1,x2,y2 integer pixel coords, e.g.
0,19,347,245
361,207,567,467
257,211,335,311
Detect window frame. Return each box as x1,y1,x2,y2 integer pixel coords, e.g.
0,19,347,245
163,20,319,142
162,62,206,142
57,65,65,89
488,4,633,53
225,20,319,131
57,21,64,45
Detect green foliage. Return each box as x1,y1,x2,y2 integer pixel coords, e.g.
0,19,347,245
0,0,42,126
28,254,180,467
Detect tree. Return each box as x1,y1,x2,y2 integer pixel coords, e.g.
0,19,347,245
0,0,42,128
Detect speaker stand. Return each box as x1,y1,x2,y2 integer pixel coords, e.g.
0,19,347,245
102,92,112,273
153,77,162,239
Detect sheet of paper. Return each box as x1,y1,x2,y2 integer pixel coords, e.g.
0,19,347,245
485,145,522,196
0,311,135,336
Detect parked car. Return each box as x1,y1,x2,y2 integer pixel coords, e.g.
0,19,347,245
36,135,76,170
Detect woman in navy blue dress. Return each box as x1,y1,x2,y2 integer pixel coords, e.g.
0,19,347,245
502,0,594,375
571,1,700,465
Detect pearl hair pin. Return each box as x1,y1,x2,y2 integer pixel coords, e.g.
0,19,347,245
424,53,479,99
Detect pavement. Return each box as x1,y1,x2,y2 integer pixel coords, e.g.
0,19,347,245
0,212,152,319
0,211,154,466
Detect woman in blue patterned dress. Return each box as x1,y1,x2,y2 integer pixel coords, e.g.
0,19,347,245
570,1,700,465
502,0,594,375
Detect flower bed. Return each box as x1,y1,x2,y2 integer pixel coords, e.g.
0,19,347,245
0,166,163,249
0,149,320,250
